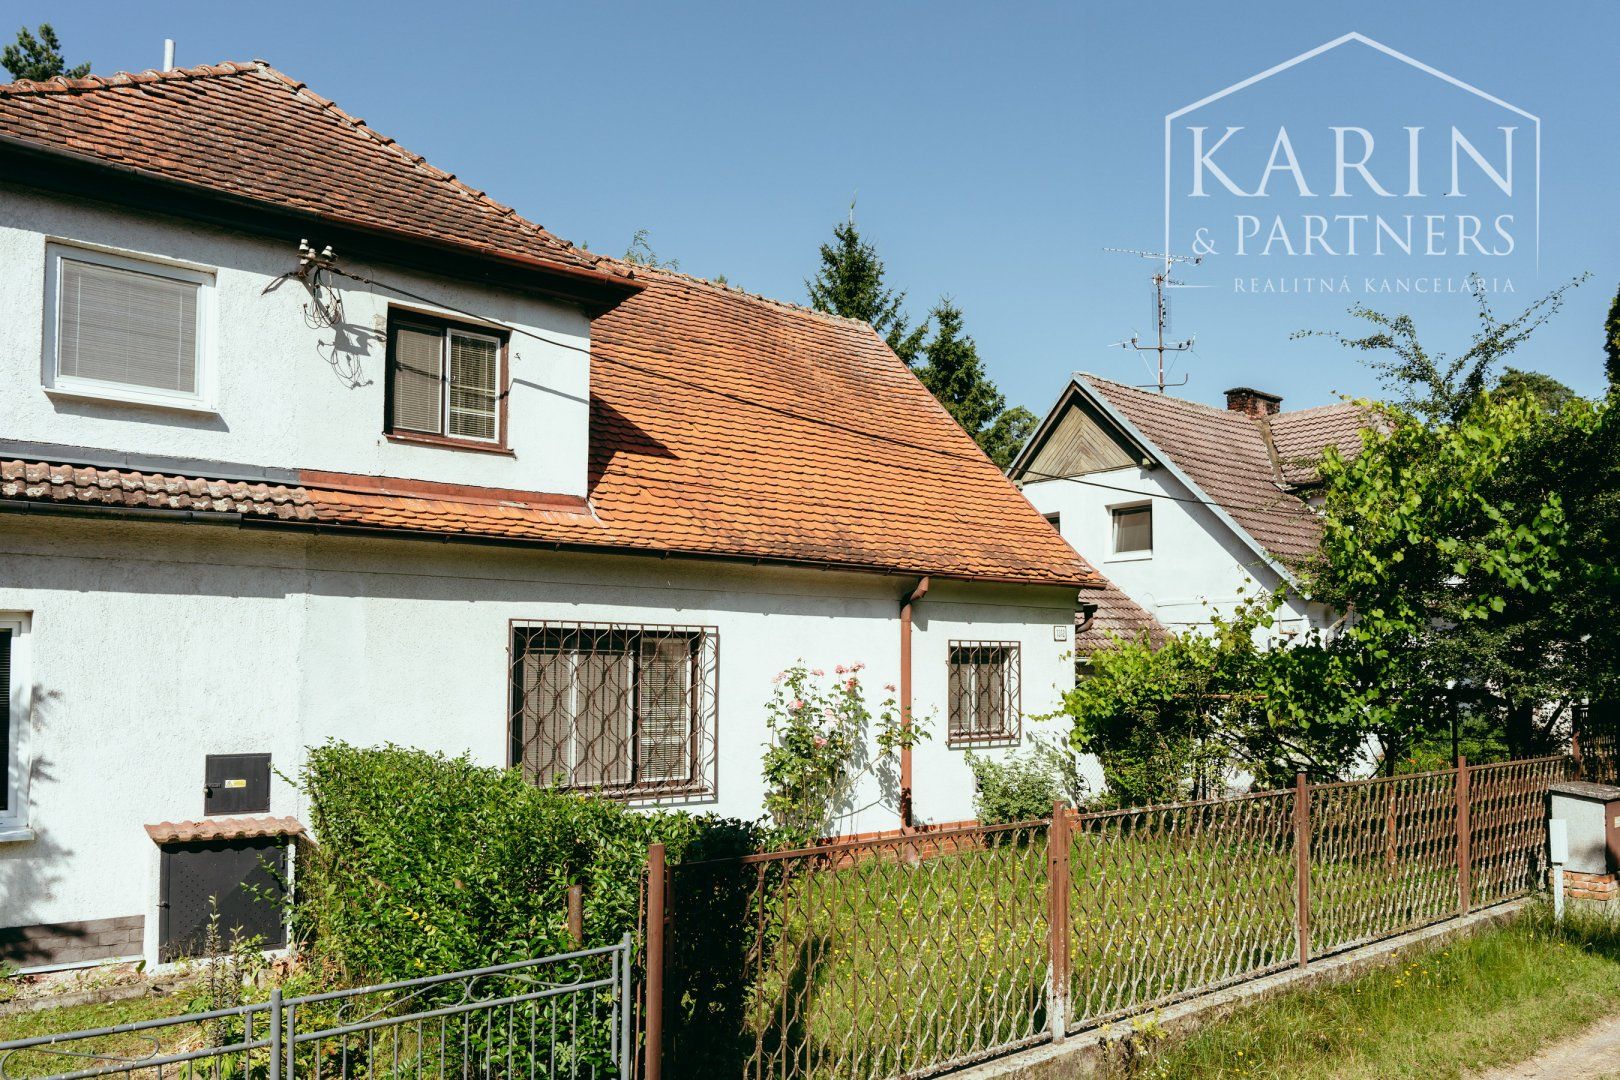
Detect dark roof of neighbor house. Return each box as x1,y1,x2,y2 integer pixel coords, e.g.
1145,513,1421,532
1075,574,1169,654
1070,376,1373,570
0,63,1096,589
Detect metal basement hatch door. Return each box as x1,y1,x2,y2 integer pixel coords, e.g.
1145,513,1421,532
158,836,288,962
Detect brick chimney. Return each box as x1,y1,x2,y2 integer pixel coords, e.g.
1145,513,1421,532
1224,387,1283,418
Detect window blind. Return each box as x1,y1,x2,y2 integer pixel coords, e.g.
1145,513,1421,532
58,258,198,393
392,326,444,433
1113,506,1153,553
638,636,694,784
448,332,499,440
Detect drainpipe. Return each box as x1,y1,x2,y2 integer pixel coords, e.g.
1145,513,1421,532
898,576,930,828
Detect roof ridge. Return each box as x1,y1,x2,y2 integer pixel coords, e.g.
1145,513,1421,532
1079,373,1256,421
595,259,881,333
0,60,260,96
241,61,615,273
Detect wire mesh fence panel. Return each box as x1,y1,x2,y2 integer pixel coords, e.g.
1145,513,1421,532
0,943,633,1080
1308,771,1459,957
1469,756,1566,908
667,822,1051,1080
0,1002,275,1080
1065,790,1297,1029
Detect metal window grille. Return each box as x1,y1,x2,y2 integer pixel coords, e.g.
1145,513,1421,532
947,642,1020,746
510,622,718,801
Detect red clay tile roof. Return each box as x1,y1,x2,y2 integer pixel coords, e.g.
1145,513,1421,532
1076,574,1169,653
0,63,1095,588
144,816,304,844
0,62,624,285
1,272,1095,586
1080,376,1365,569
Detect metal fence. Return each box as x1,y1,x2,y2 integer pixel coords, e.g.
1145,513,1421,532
0,939,634,1080
653,754,1578,1080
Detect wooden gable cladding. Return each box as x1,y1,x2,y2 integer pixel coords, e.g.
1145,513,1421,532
1017,384,1151,481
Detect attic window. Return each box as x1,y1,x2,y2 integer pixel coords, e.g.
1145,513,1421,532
1111,504,1153,556
45,244,213,410
385,310,506,448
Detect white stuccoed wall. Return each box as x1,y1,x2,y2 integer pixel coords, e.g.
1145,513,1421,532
0,185,593,496
1022,464,1326,637
0,516,1076,965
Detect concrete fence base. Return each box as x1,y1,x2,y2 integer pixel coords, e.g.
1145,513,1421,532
947,900,1529,1079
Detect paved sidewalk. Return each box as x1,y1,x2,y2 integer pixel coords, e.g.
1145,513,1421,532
1470,1013,1620,1078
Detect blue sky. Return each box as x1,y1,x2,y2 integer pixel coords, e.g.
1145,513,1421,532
27,2,1620,415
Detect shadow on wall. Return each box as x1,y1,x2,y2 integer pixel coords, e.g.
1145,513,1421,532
0,684,75,965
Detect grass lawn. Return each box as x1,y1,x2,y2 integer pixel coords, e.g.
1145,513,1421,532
717,811,1482,1080
1111,904,1620,1079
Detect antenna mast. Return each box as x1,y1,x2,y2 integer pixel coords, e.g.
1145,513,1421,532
1104,248,1203,393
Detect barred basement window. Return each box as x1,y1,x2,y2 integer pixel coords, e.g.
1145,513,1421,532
510,622,718,799
947,641,1021,747
386,310,505,446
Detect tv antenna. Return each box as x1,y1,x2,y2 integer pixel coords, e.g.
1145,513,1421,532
1103,248,1203,393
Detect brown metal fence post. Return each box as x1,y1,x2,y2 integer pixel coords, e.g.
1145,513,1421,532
567,883,584,946
1294,772,1310,969
1046,800,1071,1041
645,843,667,1080
1456,755,1472,916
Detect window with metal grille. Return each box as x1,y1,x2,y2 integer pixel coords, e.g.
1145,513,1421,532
510,622,718,799
1111,503,1153,555
947,642,1020,746
45,244,212,407
387,310,504,445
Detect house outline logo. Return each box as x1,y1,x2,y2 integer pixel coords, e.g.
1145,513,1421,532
1162,31,1540,274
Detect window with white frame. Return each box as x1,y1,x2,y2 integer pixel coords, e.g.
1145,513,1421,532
1111,503,1153,556
45,244,213,407
1,614,30,831
947,641,1020,746
509,622,718,798
386,310,505,445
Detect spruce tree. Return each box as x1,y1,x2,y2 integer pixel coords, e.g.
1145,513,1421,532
805,214,926,365
914,299,1037,469
1605,283,1620,391
3,24,89,82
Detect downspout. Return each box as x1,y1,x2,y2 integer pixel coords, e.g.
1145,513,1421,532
898,576,930,828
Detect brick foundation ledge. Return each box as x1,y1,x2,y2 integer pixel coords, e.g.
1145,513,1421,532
1561,869,1618,901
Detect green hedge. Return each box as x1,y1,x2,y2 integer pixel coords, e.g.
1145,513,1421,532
294,741,767,984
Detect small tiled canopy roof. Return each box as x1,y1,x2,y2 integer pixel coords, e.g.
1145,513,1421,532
0,63,1096,589
1075,575,1169,655
145,816,304,845
1079,376,1373,570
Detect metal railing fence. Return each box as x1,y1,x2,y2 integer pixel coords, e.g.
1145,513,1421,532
0,939,634,1080
652,753,1581,1080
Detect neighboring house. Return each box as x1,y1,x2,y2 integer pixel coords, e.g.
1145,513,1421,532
1012,375,1371,640
0,62,1097,971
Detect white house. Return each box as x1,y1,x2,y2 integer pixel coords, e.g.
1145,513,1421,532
0,61,1097,971
1011,375,1370,643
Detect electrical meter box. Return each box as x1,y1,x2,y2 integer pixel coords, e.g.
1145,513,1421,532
1547,781,1620,874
